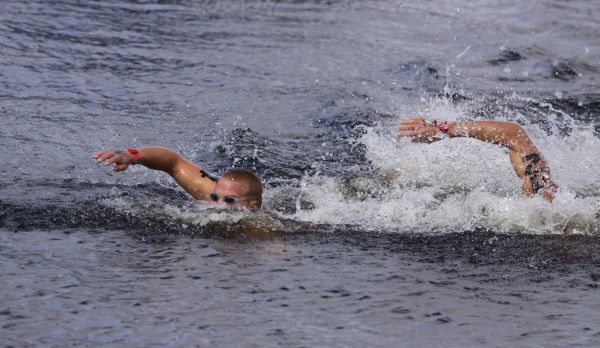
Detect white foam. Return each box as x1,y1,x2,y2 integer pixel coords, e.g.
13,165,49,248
285,97,600,235
101,196,249,226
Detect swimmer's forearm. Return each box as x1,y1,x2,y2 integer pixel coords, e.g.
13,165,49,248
95,147,214,200
133,147,185,174
447,121,538,153
134,146,216,200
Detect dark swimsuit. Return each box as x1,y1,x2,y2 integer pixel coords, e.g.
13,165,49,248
522,153,549,193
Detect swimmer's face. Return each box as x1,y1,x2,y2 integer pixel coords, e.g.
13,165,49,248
210,176,260,210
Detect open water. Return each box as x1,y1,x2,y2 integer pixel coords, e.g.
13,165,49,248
1,0,599,347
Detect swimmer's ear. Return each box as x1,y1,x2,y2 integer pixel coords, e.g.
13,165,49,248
248,200,260,210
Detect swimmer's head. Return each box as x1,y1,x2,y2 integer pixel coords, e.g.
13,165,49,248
210,169,263,210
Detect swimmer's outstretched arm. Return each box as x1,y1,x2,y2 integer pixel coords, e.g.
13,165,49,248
94,147,216,201
398,117,558,202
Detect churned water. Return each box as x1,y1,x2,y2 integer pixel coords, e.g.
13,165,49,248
1,0,599,347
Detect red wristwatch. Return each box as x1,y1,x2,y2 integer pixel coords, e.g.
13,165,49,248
437,121,449,133
126,148,141,158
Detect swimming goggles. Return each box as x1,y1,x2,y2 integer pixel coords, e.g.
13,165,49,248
209,193,256,205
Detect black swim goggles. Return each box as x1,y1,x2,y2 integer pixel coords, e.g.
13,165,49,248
209,192,257,205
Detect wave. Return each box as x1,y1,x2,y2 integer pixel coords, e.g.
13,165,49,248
2,196,600,268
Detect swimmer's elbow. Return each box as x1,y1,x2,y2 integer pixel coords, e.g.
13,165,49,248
503,122,524,137
502,122,534,151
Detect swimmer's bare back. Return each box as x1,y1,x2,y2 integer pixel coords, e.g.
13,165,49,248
398,117,558,202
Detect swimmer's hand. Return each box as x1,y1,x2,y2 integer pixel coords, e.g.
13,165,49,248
94,150,135,172
397,117,444,143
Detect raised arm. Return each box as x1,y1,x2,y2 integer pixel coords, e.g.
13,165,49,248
447,121,536,152
398,117,557,202
94,147,217,201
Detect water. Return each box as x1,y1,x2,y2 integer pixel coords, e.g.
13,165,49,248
1,0,599,346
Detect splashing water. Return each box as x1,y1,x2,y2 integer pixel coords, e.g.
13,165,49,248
280,96,600,235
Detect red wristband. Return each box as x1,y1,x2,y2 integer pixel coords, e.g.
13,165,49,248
127,148,141,158
437,121,449,133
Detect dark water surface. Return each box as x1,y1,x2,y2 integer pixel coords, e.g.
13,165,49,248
1,0,600,346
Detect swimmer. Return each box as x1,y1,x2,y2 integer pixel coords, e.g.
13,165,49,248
93,147,262,210
398,117,558,202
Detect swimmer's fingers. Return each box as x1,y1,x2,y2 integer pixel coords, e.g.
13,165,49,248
402,116,425,122
398,117,429,133
398,126,439,139
398,121,419,128
103,154,120,165
94,150,132,173
93,150,109,160
397,129,422,137
399,117,425,126
104,152,130,166
399,129,431,137
95,150,118,163
94,151,127,167
398,123,421,131
113,163,129,172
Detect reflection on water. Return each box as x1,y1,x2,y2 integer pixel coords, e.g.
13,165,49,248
1,229,600,347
